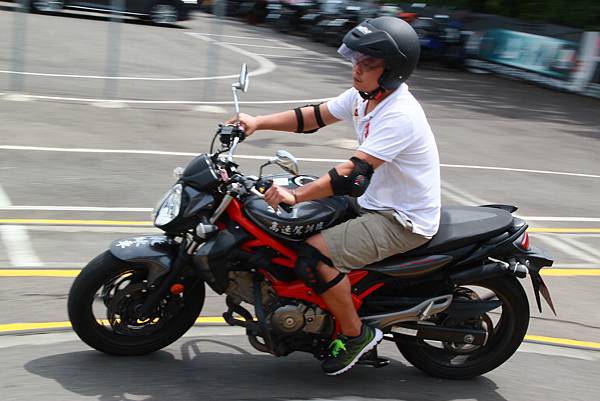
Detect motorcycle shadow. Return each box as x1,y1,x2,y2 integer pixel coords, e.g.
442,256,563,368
25,338,510,401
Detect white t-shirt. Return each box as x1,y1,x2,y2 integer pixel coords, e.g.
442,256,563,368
327,84,441,236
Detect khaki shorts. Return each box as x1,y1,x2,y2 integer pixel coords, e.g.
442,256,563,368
321,199,431,273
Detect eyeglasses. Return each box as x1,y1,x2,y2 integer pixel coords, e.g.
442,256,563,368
338,44,385,72
353,56,385,72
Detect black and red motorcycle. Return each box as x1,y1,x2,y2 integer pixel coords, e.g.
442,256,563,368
68,65,556,379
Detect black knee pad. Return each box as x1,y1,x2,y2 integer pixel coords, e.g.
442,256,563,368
294,244,345,294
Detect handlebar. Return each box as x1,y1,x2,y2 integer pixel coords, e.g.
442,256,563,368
255,178,294,213
218,124,246,149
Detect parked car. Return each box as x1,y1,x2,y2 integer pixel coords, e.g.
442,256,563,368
29,0,190,24
316,0,378,47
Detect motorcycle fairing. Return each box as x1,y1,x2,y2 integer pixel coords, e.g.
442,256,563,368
193,221,253,294
110,235,178,284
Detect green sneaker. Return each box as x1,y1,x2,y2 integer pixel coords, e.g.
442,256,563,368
321,325,383,375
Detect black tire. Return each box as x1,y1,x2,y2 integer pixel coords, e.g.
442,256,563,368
68,250,205,355
396,276,529,379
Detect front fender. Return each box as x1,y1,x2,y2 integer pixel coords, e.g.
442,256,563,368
110,235,178,284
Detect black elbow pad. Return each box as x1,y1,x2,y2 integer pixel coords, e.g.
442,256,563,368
328,157,374,197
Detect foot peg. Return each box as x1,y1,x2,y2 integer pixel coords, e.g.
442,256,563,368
357,347,390,368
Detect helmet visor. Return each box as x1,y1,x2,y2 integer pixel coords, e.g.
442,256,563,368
337,44,385,71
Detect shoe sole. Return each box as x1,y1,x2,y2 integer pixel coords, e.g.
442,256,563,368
326,328,384,376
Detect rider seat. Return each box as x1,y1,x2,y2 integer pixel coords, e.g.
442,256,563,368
364,206,514,275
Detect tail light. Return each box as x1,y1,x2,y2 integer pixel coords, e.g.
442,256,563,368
520,232,530,250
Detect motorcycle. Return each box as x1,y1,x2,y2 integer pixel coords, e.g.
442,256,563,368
68,64,556,379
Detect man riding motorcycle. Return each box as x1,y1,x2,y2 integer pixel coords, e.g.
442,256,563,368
226,16,439,375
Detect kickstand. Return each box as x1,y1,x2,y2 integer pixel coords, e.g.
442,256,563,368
357,347,390,368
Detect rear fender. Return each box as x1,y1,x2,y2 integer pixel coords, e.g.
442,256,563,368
110,235,178,284
516,245,556,315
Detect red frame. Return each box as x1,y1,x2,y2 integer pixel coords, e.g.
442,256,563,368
225,199,384,314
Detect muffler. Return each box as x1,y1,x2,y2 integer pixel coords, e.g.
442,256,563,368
362,295,453,329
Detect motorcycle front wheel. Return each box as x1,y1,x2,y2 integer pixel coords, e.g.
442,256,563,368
395,275,529,379
68,250,205,355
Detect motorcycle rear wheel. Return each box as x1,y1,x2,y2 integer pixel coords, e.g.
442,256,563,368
395,276,529,379
68,250,205,356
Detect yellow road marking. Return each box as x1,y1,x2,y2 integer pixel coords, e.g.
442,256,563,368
524,335,600,350
0,269,81,277
541,269,600,276
1,268,598,278
0,317,227,333
0,319,598,350
0,219,153,226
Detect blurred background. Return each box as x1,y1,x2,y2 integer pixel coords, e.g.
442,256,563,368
0,1,599,401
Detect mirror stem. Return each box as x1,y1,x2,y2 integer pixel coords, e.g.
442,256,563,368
232,85,241,125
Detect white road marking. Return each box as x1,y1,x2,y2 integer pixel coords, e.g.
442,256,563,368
254,53,348,62
0,206,152,212
185,32,288,41
0,69,247,81
0,326,245,348
518,217,600,222
561,236,600,261
1,205,598,224
0,185,43,267
442,163,600,179
533,234,599,264
441,181,490,205
0,94,334,105
517,342,600,361
1,145,598,179
219,42,300,50
551,263,600,268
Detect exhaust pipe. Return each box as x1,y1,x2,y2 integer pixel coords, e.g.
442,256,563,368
362,295,453,329
449,262,506,285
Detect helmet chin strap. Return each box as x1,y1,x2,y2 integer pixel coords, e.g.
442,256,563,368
358,86,386,101
358,68,390,101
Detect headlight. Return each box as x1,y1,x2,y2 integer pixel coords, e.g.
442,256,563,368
152,184,183,227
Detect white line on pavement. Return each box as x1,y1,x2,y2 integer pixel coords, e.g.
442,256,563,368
0,206,152,212
254,54,347,62
561,236,600,261
441,163,600,179
1,95,334,105
1,145,598,179
534,234,599,264
441,181,490,205
0,185,43,267
0,70,244,81
1,205,597,223
219,42,300,50
184,32,286,42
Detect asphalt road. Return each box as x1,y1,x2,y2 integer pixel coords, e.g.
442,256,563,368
0,5,599,401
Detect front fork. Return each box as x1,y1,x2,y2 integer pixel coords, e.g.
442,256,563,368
137,238,201,318
138,194,235,318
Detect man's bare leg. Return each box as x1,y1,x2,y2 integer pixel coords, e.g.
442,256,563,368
307,234,362,337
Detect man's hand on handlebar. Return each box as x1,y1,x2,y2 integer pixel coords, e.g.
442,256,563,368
264,185,296,211
225,113,259,136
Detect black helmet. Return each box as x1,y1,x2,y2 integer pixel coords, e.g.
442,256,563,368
341,16,420,91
